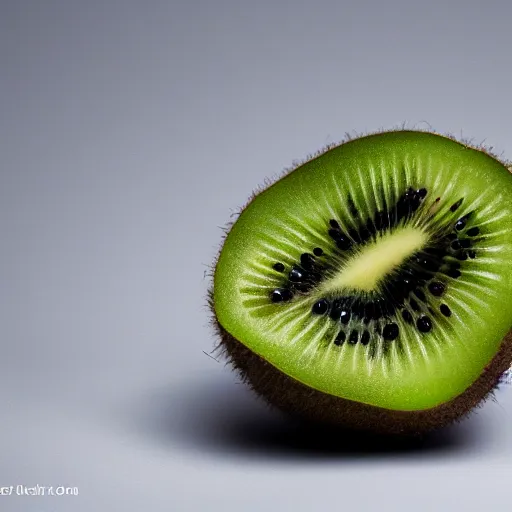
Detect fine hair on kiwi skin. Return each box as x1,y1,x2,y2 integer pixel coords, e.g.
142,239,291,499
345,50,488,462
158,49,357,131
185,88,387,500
208,128,512,436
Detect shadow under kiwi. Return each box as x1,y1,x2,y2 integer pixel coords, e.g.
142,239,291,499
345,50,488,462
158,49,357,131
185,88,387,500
132,373,483,460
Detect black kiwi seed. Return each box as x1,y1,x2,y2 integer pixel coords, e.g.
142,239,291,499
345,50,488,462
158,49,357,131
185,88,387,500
336,237,352,251
349,330,359,344
459,239,471,248
409,298,421,312
440,304,451,317
395,197,410,220
361,331,371,345
348,196,359,216
468,250,477,259
416,316,432,333
364,302,376,321
371,301,382,320
312,299,330,315
401,310,413,324
359,227,372,242
450,198,463,212
348,228,361,243
417,188,427,198
446,233,458,241
351,298,366,318
334,331,346,346
284,289,293,300
271,290,284,303
466,227,480,237
271,289,292,303
289,267,305,282
329,219,340,229
413,289,426,302
313,247,324,256
273,262,285,272
428,281,445,296
329,300,342,320
455,216,468,231
383,323,399,341
328,229,341,240
339,310,351,324
410,195,422,211
451,240,461,250
456,252,468,261
446,268,461,278
300,253,315,269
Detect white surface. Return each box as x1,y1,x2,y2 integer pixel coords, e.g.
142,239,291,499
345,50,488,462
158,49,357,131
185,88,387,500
1,1,512,510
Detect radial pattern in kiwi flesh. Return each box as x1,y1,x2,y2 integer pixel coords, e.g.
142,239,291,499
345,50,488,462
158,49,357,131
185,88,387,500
212,130,512,434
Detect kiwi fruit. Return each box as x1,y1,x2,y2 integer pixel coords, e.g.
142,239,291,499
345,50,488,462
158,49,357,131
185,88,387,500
210,130,512,435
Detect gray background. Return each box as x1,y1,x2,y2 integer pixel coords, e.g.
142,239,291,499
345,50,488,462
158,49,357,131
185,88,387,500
1,0,512,510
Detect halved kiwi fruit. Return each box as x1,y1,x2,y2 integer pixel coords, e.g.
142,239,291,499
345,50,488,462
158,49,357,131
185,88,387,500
210,130,512,435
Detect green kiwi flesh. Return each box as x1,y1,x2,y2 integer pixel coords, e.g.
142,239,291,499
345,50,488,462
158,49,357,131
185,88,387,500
211,130,512,434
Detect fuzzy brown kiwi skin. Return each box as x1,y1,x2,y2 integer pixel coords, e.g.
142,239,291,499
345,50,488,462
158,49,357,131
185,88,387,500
209,296,512,436
208,129,512,436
